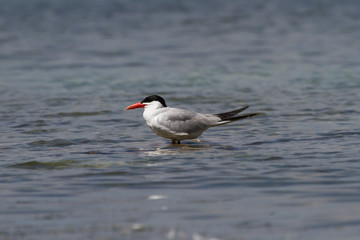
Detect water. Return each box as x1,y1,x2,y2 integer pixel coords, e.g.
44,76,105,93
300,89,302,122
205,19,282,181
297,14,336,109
1,0,360,239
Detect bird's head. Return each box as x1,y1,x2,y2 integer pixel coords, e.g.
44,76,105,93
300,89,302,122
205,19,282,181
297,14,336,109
125,95,167,110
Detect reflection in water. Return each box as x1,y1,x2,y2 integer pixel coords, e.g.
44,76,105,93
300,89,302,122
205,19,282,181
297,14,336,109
135,140,236,157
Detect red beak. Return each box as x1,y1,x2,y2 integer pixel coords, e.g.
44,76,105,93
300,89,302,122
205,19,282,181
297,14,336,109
125,102,146,110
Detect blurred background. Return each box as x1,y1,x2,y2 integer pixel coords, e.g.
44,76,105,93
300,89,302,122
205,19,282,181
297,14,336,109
1,0,360,239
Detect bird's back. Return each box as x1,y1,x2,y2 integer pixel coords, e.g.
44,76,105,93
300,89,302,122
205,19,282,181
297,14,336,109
143,107,220,140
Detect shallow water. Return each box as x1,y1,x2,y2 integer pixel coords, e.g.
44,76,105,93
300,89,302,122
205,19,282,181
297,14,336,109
1,0,360,239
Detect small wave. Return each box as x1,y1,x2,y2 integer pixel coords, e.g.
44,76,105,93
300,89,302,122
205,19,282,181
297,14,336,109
28,139,76,147
13,120,47,128
11,160,79,170
24,129,54,134
28,138,118,147
318,130,360,138
44,111,112,118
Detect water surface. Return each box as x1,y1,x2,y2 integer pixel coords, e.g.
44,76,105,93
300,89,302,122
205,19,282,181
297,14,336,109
1,1,360,239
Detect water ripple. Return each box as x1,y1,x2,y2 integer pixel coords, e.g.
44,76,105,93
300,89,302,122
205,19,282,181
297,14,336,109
44,111,112,118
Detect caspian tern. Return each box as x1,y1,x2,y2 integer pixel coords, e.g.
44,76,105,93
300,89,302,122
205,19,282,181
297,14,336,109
125,95,259,144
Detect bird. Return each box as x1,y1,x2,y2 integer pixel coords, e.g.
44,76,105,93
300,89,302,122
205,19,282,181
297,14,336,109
125,95,259,144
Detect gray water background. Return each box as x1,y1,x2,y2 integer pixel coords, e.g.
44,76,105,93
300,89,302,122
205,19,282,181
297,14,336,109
1,0,360,239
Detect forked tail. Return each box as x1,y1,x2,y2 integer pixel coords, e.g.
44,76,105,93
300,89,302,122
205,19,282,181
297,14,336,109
215,106,259,122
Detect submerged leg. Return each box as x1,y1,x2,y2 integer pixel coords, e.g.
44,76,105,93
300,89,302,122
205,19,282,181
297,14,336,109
171,139,181,144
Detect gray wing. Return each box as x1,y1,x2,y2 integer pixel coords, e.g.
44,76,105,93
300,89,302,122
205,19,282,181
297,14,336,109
156,108,219,135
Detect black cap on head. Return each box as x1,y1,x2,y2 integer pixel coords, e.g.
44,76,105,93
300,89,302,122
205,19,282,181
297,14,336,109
141,95,167,107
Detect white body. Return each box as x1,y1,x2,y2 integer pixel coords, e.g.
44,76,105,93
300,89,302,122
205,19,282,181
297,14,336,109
143,101,228,141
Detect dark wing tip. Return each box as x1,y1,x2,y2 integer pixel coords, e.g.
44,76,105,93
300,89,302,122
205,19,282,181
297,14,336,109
225,112,260,122
215,106,250,121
